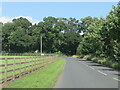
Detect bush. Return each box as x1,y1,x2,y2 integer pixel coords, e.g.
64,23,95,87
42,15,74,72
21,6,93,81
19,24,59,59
104,60,113,67
83,55,92,60
82,55,120,70
111,62,120,70
72,55,79,58
98,59,102,64
79,55,84,58
91,57,98,63
97,58,106,64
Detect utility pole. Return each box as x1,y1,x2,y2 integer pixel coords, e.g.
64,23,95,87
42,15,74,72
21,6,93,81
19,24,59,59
40,36,42,55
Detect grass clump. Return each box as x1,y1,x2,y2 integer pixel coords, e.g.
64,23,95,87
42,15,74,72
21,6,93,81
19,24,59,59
83,55,92,60
72,55,79,58
78,55,84,58
91,57,99,63
3,58,65,88
111,62,119,69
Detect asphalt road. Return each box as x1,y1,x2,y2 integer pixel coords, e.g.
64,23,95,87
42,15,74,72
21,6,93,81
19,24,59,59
55,57,119,88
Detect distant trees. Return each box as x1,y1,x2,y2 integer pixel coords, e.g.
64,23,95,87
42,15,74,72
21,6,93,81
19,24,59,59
2,1,120,61
2,17,33,52
2,17,82,55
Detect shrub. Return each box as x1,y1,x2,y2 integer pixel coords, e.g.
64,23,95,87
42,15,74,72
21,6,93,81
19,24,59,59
98,59,102,64
111,62,119,70
79,55,84,58
72,55,79,58
83,55,92,60
91,57,98,63
104,60,113,67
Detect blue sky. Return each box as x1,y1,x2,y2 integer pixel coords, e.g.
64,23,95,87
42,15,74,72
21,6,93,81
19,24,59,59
2,2,118,22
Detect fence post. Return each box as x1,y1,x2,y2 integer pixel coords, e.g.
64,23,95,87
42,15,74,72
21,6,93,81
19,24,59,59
35,56,37,70
51,55,52,63
32,57,34,72
28,57,31,74
43,56,45,66
24,57,27,75
13,57,15,81
33,57,37,71
5,59,7,83
19,58,22,78
38,56,41,69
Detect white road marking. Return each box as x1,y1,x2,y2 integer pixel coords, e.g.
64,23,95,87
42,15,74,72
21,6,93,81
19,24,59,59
89,66,95,70
113,78,120,81
78,60,120,81
98,70,107,76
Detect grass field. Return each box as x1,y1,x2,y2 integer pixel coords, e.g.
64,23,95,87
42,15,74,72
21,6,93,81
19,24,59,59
3,58,65,88
0,56,39,58
0,55,57,83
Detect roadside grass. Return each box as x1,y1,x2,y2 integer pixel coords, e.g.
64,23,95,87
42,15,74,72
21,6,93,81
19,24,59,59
3,58,65,88
80,54,120,70
72,55,79,58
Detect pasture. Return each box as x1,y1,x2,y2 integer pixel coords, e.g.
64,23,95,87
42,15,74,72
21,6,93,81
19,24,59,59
4,58,65,88
0,55,59,86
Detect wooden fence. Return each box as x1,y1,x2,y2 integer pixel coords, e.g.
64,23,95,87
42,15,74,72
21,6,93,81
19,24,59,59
0,55,58,85
2,53,58,56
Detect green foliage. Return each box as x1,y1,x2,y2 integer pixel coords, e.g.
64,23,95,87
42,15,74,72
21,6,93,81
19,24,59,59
80,16,95,32
91,57,99,63
60,31,81,55
83,55,92,60
2,2,120,61
77,2,120,68
79,55,84,58
2,16,82,55
83,55,120,70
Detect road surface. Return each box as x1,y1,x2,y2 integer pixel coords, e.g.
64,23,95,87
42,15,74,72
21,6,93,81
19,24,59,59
55,57,119,88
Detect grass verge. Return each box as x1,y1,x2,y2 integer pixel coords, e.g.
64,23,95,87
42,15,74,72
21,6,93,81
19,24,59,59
78,54,120,70
72,55,79,58
3,58,65,88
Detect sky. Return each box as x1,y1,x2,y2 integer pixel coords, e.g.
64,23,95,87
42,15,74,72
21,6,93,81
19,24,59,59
2,0,120,2
0,2,118,24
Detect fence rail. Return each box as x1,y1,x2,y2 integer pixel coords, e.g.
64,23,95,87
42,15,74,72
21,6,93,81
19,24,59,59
1,53,58,56
0,54,58,85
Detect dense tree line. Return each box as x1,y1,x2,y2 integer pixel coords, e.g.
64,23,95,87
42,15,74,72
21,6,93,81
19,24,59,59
2,1,120,62
77,2,120,61
2,17,81,55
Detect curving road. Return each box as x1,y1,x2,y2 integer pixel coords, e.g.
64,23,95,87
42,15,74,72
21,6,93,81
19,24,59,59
55,57,119,88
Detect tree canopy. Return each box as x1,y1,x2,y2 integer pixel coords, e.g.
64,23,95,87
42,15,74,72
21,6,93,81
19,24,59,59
2,2,120,62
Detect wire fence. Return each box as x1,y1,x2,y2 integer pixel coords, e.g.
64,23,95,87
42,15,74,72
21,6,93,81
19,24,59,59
0,53,58,87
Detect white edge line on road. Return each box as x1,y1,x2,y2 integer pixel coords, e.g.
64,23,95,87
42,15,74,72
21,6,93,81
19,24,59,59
97,70,107,76
89,66,95,70
113,78,120,81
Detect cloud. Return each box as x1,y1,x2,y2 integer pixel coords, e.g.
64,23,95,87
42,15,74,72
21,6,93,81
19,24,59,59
0,16,39,25
0,17,12,23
